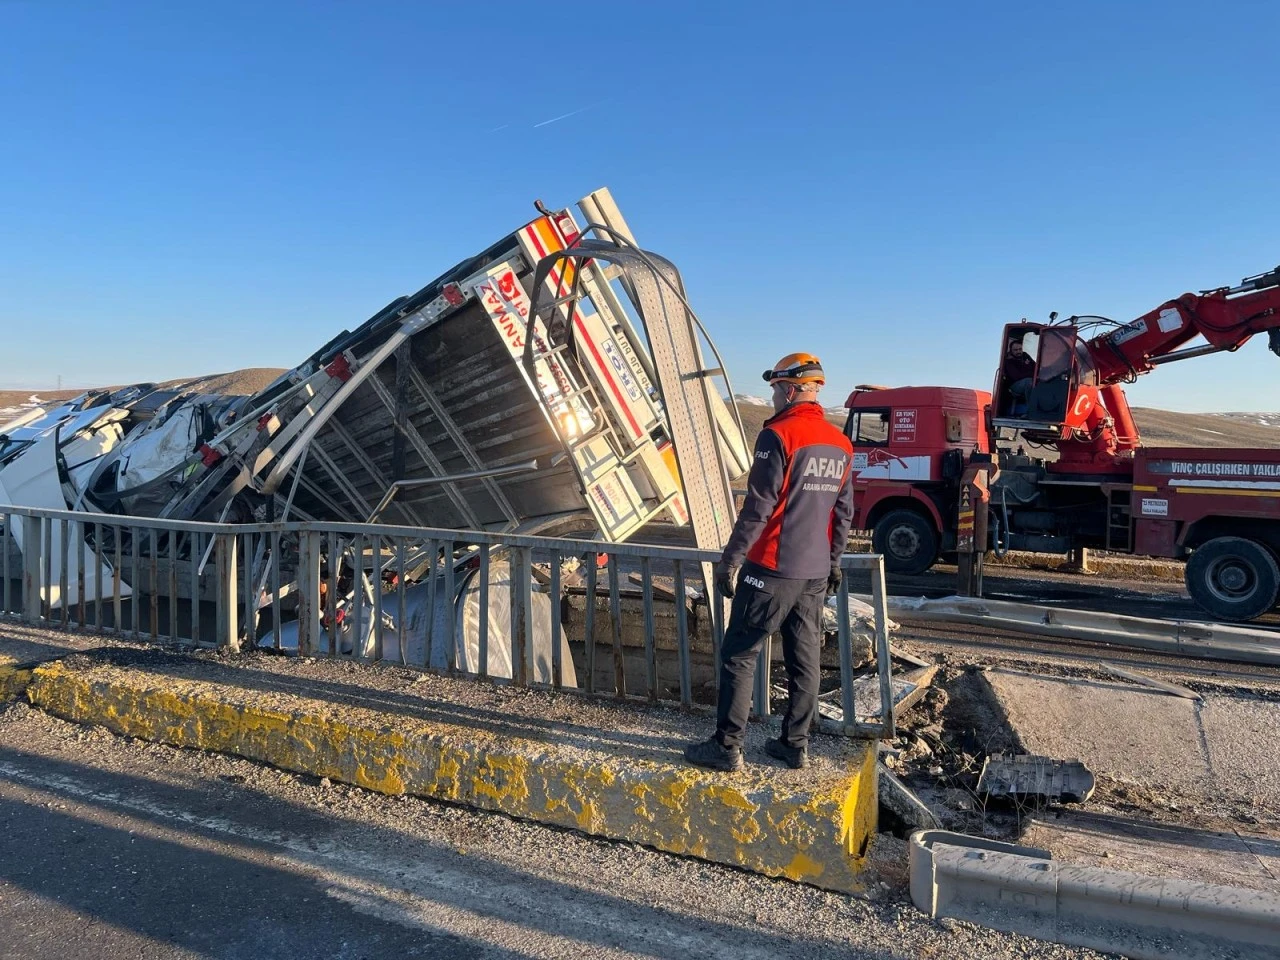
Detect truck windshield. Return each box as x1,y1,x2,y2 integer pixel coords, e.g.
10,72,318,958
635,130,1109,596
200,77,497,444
849,408,890,446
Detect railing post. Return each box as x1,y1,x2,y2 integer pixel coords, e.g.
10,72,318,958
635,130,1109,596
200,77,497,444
22,515,43,622
511,548,527,686
837,557,856,735
296,530,322,655
517,546,533,684
870,554,896,740
215,533,240,652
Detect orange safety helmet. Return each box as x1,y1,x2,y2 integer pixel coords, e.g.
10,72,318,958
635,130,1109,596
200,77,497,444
762,352,825,386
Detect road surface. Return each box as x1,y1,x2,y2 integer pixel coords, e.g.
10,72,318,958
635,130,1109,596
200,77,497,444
0,696,1101,960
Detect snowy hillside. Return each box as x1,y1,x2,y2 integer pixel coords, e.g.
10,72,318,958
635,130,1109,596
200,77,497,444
731,393,847,417
1215,412,1280,429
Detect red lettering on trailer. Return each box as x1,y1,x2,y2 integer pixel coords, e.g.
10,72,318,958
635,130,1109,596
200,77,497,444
476,268,591,435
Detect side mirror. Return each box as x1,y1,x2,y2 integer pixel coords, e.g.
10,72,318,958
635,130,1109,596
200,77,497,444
1049,311,1058,322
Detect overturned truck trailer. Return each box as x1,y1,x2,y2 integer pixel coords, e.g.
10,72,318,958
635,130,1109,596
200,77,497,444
1,190,749,660
171,188,748,543
2,189,748,545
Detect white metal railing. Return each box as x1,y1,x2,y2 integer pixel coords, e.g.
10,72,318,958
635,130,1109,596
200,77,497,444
0,503,895,737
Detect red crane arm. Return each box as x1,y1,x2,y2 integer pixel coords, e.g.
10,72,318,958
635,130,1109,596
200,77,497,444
1084,266,1280,384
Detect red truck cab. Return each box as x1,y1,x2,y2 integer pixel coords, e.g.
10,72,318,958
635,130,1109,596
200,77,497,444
843,385,990,574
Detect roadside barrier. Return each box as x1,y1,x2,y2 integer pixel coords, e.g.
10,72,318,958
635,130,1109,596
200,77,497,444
0,504,895,737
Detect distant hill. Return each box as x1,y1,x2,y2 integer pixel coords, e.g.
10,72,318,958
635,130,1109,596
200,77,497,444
4,371,1276,454
732,396,1279,451
0,368,288,417
1128,407,1280,449
732,399,848,447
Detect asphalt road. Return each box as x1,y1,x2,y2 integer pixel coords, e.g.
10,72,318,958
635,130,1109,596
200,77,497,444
881,564,1280,631
0,701,1103,960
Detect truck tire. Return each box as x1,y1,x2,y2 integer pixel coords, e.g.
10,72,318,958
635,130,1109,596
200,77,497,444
872,509,940,576
1185,537,1280,622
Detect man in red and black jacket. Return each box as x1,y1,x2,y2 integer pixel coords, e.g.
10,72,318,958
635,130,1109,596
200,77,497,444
685,353,855,772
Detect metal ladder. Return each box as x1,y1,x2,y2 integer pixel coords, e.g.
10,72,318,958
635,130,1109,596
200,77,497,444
571,191,738,553
1105,487,1133,552
527,193,742,687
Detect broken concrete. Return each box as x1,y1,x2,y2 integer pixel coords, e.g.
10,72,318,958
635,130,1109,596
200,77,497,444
983,667,1280,817
977,754,1095,804
879,762,942,831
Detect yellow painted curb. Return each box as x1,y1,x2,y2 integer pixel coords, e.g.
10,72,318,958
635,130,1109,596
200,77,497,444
0,658,34,701
23,661,877,894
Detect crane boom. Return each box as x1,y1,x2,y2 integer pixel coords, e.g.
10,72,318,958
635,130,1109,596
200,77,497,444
992,265,1280,475
1085,266,1280,383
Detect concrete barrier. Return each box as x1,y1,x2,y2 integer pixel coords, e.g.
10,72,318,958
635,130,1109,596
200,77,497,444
0,657,32,700
882,595,1280,665
910,830,1280,960
14,656,880,895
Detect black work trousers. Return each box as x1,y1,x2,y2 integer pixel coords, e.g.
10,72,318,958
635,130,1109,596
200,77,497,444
715,562,826,751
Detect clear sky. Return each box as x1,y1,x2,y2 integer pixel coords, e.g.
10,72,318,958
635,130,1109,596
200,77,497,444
2,0,1278,412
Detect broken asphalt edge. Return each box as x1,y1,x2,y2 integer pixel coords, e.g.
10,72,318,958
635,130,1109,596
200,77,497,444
0,657,877,895
909,830,1280,960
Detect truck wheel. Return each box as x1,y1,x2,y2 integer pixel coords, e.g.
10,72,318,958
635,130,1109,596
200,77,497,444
1185,537,1280,622
872,509,939,576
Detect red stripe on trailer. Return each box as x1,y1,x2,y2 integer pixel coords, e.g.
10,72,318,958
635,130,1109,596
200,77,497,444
523,220,550,257
573,312,643,439
523,220,644,441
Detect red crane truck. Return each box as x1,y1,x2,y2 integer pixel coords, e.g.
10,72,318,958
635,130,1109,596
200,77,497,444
845,265,1280,621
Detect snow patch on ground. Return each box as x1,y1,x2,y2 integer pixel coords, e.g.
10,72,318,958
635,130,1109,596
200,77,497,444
1214,412,1280,428
0,395,45,426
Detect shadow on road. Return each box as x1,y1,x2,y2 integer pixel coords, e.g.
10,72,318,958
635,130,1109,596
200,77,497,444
0,744,890,960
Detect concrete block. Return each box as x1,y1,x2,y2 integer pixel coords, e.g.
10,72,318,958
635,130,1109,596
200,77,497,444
911,830,1280,960
0,657,33,701
1022,813,1280,897
21,659,880,895
982,668,1211,795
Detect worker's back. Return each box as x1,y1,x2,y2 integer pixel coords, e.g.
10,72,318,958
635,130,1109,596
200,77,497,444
744,401,854,579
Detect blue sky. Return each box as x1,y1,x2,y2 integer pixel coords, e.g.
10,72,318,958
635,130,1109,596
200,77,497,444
2,0,1278,412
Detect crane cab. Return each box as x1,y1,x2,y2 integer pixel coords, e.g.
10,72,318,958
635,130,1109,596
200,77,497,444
991,322,1100,437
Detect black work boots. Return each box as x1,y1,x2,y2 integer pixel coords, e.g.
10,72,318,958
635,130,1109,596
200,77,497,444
683,736,809,772
683,736,744,772
765,737,808,770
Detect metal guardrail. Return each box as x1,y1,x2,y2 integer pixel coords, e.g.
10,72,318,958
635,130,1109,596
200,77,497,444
0,503,895,737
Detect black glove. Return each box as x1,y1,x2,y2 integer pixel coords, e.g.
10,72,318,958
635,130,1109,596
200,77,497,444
715,561,738,598
826,564,842,597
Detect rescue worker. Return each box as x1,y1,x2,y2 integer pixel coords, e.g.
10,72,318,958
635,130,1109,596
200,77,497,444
684,353,855,772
